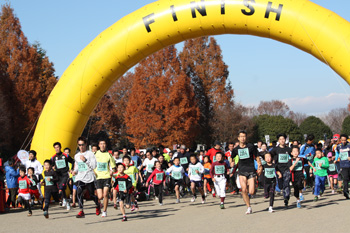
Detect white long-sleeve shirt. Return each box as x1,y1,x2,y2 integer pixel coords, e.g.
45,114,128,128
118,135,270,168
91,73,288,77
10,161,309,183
188,162,204,181
25,159,43,178
166,165,185,180
74,150,97,183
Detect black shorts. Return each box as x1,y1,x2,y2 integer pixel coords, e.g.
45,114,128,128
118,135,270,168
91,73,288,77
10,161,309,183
204,177,213,185
170,178,183,187
239,171,257,179
96,178,111,189
190,180,203,187
119,192,131,204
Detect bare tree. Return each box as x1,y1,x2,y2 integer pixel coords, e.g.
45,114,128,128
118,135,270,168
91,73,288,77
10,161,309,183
321,108,350,134
288,111,308,126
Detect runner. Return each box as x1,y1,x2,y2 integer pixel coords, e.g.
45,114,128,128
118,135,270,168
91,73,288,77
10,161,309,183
73,137,101,218
270,133,292,207
51,142,74,208
203,156,214,197
140,150,158,182
146,161,166,205
335,134,350,199
188,154,205,204
210,152,229,209
206,141,222,163
41,160,59,219
288,146,314,208
25,150,43,201
17,166,33,216
27,167,43,208
312,149,329,201
232,130,262,214
300,135,316,190
123,155,140,211
166,157,185,203
262,153,281,213
94,139,116,217
113,163,133,222
176,145,191,194
327,152,338,194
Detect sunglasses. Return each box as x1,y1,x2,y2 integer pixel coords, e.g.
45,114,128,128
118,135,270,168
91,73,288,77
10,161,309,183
78,144,85,146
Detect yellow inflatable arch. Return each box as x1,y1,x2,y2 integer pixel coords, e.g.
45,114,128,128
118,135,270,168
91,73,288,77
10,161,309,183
31,0,350,162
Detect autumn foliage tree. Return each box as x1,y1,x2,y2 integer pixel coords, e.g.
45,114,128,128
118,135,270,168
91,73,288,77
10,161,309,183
0,4,57,156
124,45,200,148
180,37,232,145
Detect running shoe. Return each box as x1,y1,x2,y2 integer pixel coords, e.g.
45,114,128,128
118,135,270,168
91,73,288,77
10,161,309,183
331,190,335,194
28,211,32,217
344,192,350,199
43,211,49,219
160,203,163,206
230,191,236,195
130,205,136,212
299,194,304,201
212,193,216,198
320,191,323,197
122,216,127,222
268,206,274,213
297,201,301,209
284,199,289,207
314,196,318,202
114,204,118,210
201,198,205,204
67,202,71,211
245,207,252,215
191,196,196,202
220,204,225,209
76,211,85,218
62,199,67,207
101,211,107,218
175,199,180,204
71,203,76,208
96,205,101,216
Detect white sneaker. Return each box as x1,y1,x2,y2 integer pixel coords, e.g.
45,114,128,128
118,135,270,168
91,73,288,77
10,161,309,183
245,207,252,215
268,206,274,213
66,202,71,211
159,203,163,206
204,193,207,197
201,198,205,204
155,196,158,200
191,196,196,202
332,190,335,194
101,211,107,218
62,199,67,207
175,199,180,204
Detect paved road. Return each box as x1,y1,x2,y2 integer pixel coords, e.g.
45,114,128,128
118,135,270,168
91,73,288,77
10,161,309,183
1,188,349,233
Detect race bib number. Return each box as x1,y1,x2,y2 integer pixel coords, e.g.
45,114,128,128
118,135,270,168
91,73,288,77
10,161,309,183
278,154,289,163
30,178,36,186
156,173,164,181
340,151,349,161
172,171,182,180
261,158,267,165
329,163,336,172
19,180,27,189
293,160,303,171
215,165,225,175
78,162,88,172
264,168,276,179
316,160,325,170
97,162,108,172
118,181,126,191
55,160,66,169
45,176,53,186
307,154,314,161
238,148,249,159
147,163,154,171
191,167,199,175
180,157,188,165
204,168,210,175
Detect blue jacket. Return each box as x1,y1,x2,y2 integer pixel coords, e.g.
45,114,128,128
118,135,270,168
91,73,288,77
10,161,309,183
5,166,20,188
300,143,315,166
335,143,350,168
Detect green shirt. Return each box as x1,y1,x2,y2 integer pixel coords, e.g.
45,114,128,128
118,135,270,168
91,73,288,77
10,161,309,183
312,157,329,177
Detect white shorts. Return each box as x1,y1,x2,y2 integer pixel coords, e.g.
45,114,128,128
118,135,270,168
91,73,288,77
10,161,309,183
18,193,31,201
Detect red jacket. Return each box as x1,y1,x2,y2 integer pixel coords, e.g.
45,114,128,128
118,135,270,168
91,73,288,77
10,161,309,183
206,148,222,162
146,168,166,185
18,175,32,194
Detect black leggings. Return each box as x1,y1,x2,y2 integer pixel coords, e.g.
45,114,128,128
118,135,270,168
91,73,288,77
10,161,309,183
17,196,31,213
154,184,163,203
341,168,350,195
76,181,99,210
305,167,314,187
264,182,275,207
6,188,17,207
43,189,59,211
292,177,304,199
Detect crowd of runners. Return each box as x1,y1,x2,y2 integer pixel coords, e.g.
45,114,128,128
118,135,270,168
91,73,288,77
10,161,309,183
3,130,350,221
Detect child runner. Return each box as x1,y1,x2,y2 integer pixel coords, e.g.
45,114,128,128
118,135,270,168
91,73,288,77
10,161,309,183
188,154,205,204
114,163,133,222
123,155,140,210
203,156,214,197
41,160,59,218
335,134,350,199
263,153,281,213
210,152,229,209
27,167,43,208
146,161,166,205
327,152,338,194
288,146,314,208
166,157,185,203
17,166,33,216
141,151,158,182
312,149,329,201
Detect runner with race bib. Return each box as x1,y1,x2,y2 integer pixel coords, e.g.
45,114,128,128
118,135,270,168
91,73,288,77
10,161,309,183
166,157,185,204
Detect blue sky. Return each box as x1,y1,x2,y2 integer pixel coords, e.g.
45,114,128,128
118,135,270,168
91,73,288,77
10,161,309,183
8,0,350,115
